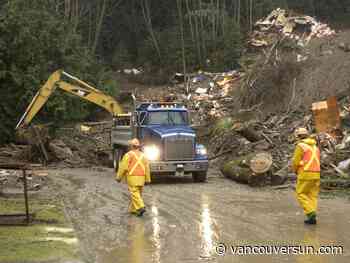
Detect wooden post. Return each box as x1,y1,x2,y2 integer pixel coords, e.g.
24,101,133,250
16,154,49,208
23,169,30,225
32,126,49,165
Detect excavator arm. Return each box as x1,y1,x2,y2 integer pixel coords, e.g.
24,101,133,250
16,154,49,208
16,70,123,129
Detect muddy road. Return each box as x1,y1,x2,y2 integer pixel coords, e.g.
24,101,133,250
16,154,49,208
50,168,350,263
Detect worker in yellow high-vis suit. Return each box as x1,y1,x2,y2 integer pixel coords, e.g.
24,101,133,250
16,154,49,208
292,127,321,225
116,138,151,217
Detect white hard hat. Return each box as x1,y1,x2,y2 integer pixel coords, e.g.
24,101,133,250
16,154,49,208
294,127,309,137
128,138,140,147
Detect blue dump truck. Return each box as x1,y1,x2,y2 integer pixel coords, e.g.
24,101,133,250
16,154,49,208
111,102,209,182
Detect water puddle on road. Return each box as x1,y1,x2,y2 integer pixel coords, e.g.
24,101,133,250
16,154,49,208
98,205,163,263
95,192,350,263
98,195,223,263
198,195,219,260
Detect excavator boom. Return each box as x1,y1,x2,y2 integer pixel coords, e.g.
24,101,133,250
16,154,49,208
16,70,123,129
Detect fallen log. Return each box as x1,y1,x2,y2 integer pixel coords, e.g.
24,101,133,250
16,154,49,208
236,125,262,142
271,165,289,185
220,153,273,186
271,183,293,190
321,178,350,189
330,163,349,178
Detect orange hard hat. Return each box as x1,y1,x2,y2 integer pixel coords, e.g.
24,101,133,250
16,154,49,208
128,138,141,147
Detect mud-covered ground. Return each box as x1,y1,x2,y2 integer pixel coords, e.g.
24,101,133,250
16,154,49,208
50,167,350,263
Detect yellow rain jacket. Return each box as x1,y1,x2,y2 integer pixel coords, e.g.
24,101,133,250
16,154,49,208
292,138,320,180
116,149,151,186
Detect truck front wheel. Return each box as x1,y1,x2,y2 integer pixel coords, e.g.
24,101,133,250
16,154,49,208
192,171,207,182
113,148,124,172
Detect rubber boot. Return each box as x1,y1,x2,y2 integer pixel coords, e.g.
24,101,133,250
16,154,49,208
136,207,146,217
304,212,317,225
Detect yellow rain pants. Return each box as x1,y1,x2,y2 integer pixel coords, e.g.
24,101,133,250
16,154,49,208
128,185,145,213
296,179,320,215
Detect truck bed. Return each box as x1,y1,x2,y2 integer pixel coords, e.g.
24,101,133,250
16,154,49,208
111,114,133,147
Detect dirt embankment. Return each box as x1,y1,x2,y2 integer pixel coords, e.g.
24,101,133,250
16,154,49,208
297,30,350,105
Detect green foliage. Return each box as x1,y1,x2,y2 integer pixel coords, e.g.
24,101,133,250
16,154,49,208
136,28,185,71
136,17,242,73
207,18,242,71
212,117,233,134
112,42,134,69
0,0,116,144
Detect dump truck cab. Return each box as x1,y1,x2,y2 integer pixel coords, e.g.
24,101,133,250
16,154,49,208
111,102,209,182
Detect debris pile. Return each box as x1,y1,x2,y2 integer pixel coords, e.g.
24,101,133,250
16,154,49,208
0,121,113,169
50,122,113,168
240,9,343,116
208,112,307,186
0,144,32,164
168,71,244,124
250,8,336,48
210,96,350,188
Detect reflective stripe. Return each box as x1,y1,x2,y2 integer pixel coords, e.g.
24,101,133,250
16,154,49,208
128,151,146,176
299,143,320,172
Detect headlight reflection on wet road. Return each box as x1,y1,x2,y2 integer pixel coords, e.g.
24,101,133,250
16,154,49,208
151,205,161,263
200,202,214,258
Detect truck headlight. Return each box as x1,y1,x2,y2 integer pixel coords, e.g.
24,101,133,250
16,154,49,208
196,144,207,156
144,145,160,161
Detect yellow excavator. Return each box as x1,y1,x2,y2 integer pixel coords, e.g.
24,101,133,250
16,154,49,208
15,69,134,167
16,70,124,129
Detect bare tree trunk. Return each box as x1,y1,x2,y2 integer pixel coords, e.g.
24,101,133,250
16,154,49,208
177,0,187,93
237,0,241,28
199,0,206,63
212,0,220,51
233,0,237,24
92,0,108,54
65,0,70,18
249,0,253,32
222,0,226,35
193,6,202,67
216,0,220,38
141,0,162,62
88,5,92,48
211,0,215,42
185,0,195,42
72,0,80,33
310,0,316,16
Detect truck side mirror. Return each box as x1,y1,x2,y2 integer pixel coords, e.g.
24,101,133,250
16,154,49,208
133,111,139,125
138,111,147,126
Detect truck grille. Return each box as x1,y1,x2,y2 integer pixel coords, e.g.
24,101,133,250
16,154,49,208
164,135,194,160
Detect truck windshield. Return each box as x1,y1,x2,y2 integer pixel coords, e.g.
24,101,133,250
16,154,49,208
148,111,188,125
